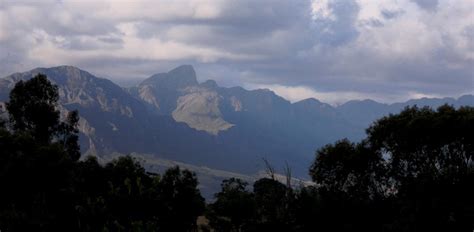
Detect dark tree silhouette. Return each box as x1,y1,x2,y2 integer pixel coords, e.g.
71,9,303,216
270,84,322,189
0,118,5,129
304,105,474,232
208,178,256,231
309,139,386,199
308,140,388,231
0,74,206,231
5,74,80,160
157,166,205,232
253,178,295,231
71,156,205,232
57,110,80,161
0,74,80,231
292,185,322,232
0,123,76,231
7,74,60,143
366,105,474,231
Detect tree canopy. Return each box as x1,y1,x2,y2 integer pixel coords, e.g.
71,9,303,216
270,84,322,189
307,105,474,231
7,74,60,143
0,74,205,231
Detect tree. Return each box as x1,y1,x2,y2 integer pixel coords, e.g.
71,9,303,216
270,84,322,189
6,73,80,160
308,139,388,231
208,178,256,232
72,156,206,232
57,110,81,161
7,74,60,143
307,105,474,231
309,139,386,199
367,105,473,184
253,178,295,231
366,105,474,231
157,166,205,232
101,156,161,231
1,74,210,231
292,186,323,232
0,74,82,230
0,123,77,231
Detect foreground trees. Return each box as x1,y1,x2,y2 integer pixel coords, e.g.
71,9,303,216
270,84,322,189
366,105,473,231
310,105,473,231
0,74,204,231
207,178,256,231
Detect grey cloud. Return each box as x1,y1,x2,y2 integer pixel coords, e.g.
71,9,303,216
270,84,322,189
313,0,359,46
0,0,472,104
5,2,116,37
381,9,404,19
98,36,123,45
359,19,384,28
59,36,123,51
132,0,314,58
411,0,439,11
462,25,474,51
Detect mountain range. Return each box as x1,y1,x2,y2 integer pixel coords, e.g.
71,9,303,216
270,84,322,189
0,65,472,177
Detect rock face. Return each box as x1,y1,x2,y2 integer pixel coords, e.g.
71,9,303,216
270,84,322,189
172,88,233,135
131,65,199,115
1,65,473,177
0,102,6,120
0,66,151,155
131,65,233,135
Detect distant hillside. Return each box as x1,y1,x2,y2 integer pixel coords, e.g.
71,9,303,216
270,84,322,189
1,65,472,177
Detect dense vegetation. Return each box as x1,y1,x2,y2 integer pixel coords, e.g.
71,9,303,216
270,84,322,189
0,74,473,231
0,75,204,231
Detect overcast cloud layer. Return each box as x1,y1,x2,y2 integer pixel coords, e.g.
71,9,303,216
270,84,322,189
0,0,472,104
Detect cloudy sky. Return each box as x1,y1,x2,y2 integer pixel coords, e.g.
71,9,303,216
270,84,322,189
0,0,473,104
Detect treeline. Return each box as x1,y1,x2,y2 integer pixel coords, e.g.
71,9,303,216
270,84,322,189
0,74,473,231
0,75,205,231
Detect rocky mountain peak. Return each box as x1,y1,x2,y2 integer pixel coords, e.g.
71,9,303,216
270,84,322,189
168,64,196,78
295,98,322,105
294,98,333,110
141,65,198,89
31,65,93,82
201,80,218,89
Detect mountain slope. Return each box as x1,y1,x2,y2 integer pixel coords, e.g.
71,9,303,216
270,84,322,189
1,65,472,177
0,66,153,155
